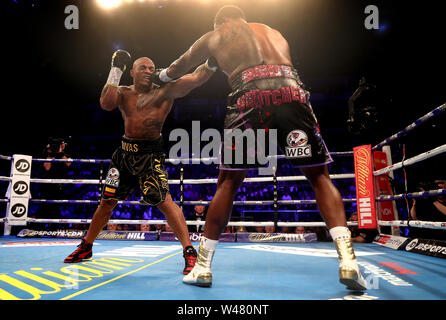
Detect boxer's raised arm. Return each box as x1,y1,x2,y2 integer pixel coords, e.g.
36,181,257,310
100,50,131,111
100,85,121,111
168,32,213,79
164,62,217,99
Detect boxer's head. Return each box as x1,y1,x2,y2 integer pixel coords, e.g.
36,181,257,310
130,57,155,87
214,5,246,29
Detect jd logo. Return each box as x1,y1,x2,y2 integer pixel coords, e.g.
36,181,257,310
11,204,27,218
15,159,30,173
13,181,29,195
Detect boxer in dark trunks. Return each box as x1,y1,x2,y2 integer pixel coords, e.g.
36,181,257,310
152,5,366,290
64,50,216,275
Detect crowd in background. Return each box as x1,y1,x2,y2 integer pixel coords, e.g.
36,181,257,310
24,157,358,219
1,140,444,241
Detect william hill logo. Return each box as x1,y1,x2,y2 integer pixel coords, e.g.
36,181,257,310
126,232,146,240
353,145,377,228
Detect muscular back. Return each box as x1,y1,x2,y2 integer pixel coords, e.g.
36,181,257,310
209,21,293,81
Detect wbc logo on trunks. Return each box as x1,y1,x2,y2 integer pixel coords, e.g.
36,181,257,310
285,130,311,158
105,168,120,187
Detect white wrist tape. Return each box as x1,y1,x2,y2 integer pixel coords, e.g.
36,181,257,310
204,59,218,72
159,68,173,83
106,67,123,87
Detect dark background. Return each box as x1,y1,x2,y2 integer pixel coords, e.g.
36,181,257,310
2,0,445,170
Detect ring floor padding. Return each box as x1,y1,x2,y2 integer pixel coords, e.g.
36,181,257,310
1,237,445,300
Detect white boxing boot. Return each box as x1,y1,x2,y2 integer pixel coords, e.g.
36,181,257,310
183,237,216,287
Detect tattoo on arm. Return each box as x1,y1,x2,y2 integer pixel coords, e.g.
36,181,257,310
194,64,211,81
100,85,120,110
101,85,110,98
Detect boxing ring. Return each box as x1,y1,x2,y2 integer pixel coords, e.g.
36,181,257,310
0,103,445,301
1,238,446,301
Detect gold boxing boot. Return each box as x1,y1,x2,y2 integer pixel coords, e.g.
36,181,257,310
183,238,214,287
334,237,367,291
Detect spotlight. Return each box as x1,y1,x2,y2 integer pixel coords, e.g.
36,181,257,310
96,0,123,10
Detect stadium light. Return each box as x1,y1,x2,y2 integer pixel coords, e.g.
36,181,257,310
96,0,124,10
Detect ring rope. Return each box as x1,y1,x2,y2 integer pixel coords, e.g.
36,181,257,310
23,173,355,186
0,155,12,161
22,217,359,228
0,151,354,165
378,220,446,230
373,144,446,176
24,198,357,205
372,102,446,150
16,217,445,230
376,188,446,201
11,151,355,165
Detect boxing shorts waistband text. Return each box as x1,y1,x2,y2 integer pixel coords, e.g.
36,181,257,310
121,141,140,153
241,64,298,84
120,139,164,154
236,85,308,111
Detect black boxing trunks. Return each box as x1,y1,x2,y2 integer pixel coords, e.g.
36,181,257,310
221,64,333,169
101,135,169,206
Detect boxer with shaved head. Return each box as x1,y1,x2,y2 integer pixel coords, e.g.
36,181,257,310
64,50,216,275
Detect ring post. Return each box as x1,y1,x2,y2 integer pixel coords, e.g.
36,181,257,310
382,145,400,236
373,147,399,236
5,154,33,235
